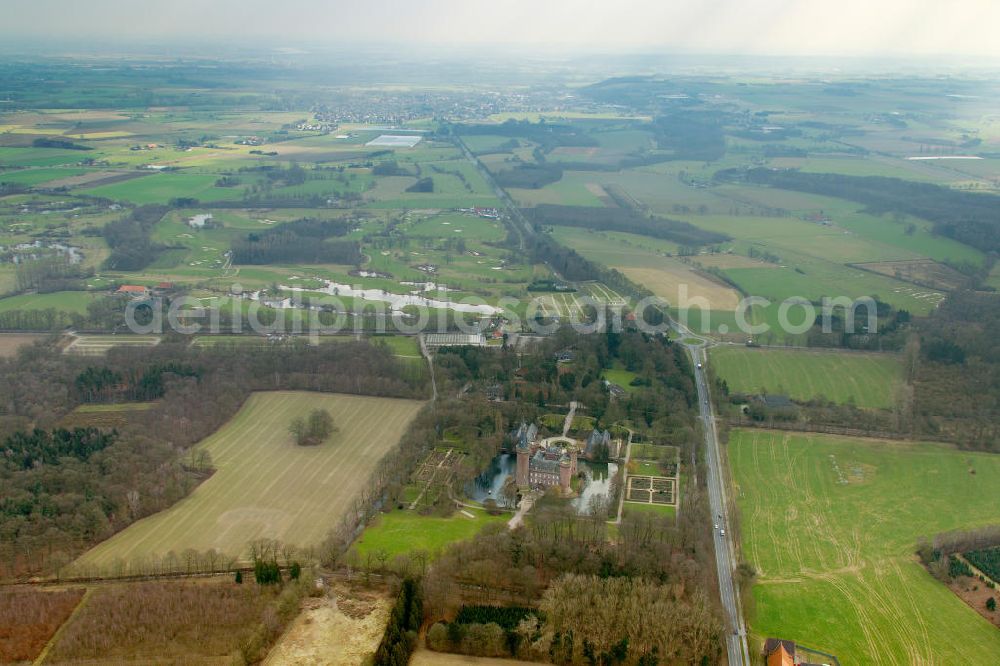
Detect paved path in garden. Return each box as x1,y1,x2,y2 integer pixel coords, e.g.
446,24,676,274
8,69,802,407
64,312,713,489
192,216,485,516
562,401,578,436
614,428,634,524
508,493,537,530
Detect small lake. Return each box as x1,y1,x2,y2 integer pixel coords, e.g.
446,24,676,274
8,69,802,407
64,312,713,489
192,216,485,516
280,280,501,315
466,453,516,503
572,461,618,515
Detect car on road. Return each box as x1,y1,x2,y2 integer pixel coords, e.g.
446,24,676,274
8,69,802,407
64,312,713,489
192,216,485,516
720,529,725,537
697,362,703,369
714,523,719,530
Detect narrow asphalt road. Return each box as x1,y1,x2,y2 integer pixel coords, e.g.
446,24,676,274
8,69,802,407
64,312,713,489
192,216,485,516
453,133,532,249
687,342,751,666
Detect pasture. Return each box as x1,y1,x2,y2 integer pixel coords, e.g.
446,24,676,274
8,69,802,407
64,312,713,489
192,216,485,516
82,171,248,205
729,429,1000,664
350,506,506,562
709,346,903,409
74,391,425,569
0,291,98,315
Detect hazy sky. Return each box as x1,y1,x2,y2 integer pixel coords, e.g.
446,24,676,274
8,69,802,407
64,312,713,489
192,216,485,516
4,0,1000,58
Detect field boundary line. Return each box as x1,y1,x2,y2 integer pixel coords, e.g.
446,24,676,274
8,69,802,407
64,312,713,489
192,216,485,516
33,587,93,665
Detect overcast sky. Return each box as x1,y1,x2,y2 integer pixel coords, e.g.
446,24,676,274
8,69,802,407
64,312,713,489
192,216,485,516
4,0,999,58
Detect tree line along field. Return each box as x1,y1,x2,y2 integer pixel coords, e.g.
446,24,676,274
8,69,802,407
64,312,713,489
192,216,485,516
728,429,1000,664
708,346,904,409
72,391,425,572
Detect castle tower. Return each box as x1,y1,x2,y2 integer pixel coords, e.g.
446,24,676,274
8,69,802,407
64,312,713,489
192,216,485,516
516,442,530,488
568,443,578,476
559,455,572,495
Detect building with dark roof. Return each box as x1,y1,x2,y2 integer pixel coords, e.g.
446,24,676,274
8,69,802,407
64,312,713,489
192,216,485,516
583,428,612,460
512,422,576,494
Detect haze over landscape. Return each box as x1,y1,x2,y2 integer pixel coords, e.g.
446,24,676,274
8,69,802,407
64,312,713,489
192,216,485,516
2,0,1000,57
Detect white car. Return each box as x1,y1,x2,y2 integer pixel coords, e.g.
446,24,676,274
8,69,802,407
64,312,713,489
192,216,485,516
714,523,719,530
720,529,725,537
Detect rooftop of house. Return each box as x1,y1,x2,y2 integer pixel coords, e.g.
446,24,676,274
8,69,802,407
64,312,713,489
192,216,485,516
763,638,797,666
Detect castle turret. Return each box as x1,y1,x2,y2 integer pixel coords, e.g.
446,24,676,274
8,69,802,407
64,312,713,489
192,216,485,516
568,443,578,476
559,455,572,495
516,440,530,488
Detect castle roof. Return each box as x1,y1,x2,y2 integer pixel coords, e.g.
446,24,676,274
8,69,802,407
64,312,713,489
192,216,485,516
584,429,611,456
511,422,538,450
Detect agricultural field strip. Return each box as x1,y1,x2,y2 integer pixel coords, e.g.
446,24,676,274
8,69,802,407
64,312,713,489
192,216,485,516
731,430,1000,664
75,392,424,567
709,346,903,409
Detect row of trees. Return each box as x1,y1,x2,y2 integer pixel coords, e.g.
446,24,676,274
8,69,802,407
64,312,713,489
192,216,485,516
728,168,1000,254
373,578,422,666
524,204,728,248
101,204,171,271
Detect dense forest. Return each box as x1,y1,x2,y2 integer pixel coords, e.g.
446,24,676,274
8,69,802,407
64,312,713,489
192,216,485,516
524,204,728,247
13,254,92,293
421,499,722,663
101,204,171,271
0,339,427,578
495,164,565,189
911,290,1000,449
230,217,361,265
647,110,728,162
725,168,1000,254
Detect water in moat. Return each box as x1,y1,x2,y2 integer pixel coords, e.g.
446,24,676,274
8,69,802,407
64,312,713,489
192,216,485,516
467,453,618,515
466,453,516,504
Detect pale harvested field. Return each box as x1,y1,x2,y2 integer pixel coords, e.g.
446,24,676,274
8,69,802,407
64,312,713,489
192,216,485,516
410,650,538,665
74,392,425,568
618,261,741,310
0,333,47,357
265,585,391,666
64,334,161,356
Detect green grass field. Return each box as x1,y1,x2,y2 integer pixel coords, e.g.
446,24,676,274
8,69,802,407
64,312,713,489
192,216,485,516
351,507,507,561
709,346,904,409
0,166,88,186
729,429,1000,664
73,391,425,569
603,367,638,392
82,171,248,205
0,290,97,314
